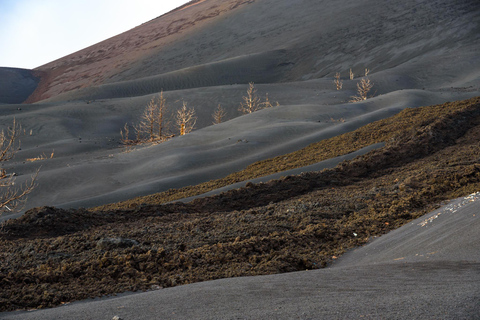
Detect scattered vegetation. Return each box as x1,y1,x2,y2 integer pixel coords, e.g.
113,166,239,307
238,82,279,114
334,72,343,90
212,104,227,124
26,150,54,162
97,97,480,210
350,77,374,102
176,101,197,136
335,67,370,94
121,83,278,146
1,97,479,311
121,92,174,146
0,119,38,215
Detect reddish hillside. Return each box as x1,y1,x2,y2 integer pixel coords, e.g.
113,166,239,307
26,0,254,103
25,0,478,103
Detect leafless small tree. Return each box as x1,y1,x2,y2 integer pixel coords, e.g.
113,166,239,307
364,68,370,77
120,123,136,146
239,82,262,114
212,104,227,124
334,72,343,90
349,68,354,80
121,91,171,145
239,82,279,114
176,101,197,135
263,93,279,108
138,97,157,141
0,119,37,215
136,92,168,142
350,77,374,102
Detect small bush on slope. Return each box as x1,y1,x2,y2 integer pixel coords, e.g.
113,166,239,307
350,77,374,102
238,82,279,114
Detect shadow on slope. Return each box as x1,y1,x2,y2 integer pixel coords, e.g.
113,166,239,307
0,68,39,104
44,50,293,102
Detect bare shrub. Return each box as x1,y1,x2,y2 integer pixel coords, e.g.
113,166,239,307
120,123,135,146
26,150,54,162
239,82,262,114
136,97,159,142
212,104,227,124
135,92,168,142
0,119,37,215
121,91,172,146
364,68,370,77
334,72,343,90
349,68,354,80
350,77,374,102
329,117,346,123
239,82,279,114
176,101,197,135
263,93,279,108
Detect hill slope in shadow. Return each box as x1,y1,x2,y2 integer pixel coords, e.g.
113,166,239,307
0,68,39,104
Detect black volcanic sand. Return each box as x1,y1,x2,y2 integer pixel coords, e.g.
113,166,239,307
0,0,477,215
0,68,39,104
1,97,480,312
95,97,480,210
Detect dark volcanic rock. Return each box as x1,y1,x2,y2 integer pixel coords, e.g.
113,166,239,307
96,237,140,250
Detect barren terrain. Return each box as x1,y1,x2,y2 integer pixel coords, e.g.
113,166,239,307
0,0,479,318
0,0,478,217
1,97,480,314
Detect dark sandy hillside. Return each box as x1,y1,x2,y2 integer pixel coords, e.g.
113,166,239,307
0,0,478,216
0,68,39,104
24,0,480,103
1,97,479,311
26,0,261,103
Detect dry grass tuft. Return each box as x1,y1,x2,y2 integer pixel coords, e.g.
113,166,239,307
334,72,343,90
26,151,54,162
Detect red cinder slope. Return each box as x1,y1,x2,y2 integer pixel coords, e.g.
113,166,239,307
26,0,254,103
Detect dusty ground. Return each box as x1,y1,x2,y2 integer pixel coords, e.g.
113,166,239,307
1,97,479,312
